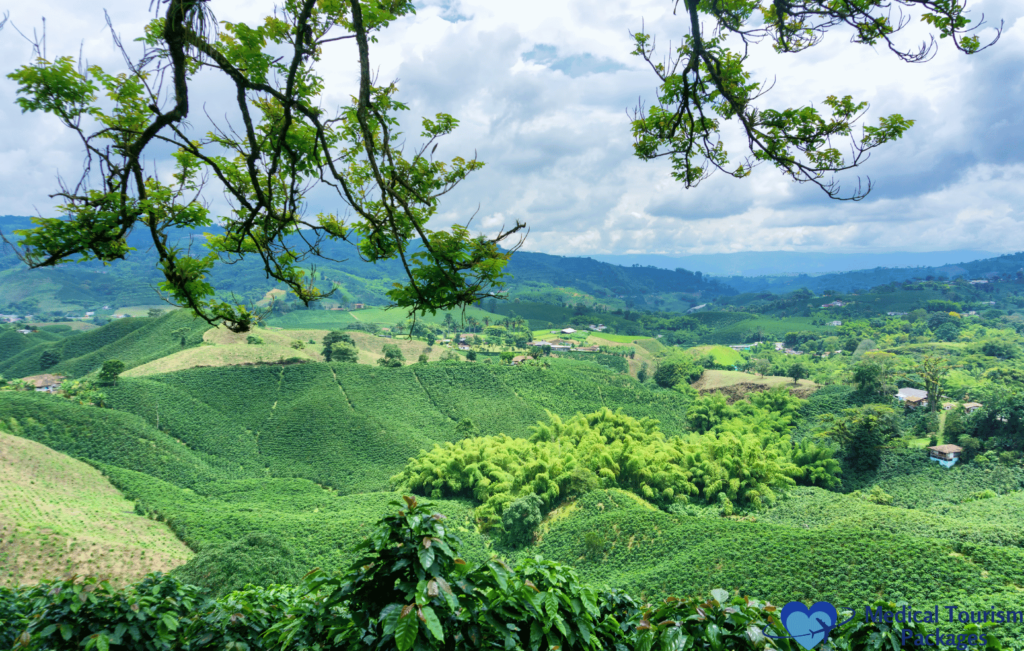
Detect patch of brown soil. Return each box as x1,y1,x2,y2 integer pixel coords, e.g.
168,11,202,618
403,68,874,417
698,382,816,404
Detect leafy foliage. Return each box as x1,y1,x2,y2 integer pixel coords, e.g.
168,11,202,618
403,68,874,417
395,399,834,525
2,498,982,650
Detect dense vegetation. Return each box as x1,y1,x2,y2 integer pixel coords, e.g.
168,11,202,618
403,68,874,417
8,237,1024,648
394,394,837,530
3,498,968,651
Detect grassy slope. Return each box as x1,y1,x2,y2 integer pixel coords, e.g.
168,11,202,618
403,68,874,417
0,310,212,379
684,345,745,366
125,327,478,376
0,431,192,587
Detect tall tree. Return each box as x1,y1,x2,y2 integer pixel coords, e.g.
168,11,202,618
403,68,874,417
322,331,354,361
3,0,525,332
918,355,950,414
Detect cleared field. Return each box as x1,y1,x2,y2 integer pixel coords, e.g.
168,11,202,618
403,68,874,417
346,331,466,365
25,321,98,332
683,345,744,366
125,326,469,375
0,431,192,587
256,288,288,306
112,305,179,317
122,343,316,377
693,369,818,391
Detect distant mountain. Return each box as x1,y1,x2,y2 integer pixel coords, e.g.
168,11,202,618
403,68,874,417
720,252,1024,294
0,216,733,313
588,250,996,277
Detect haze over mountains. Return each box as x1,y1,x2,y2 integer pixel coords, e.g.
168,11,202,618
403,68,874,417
588,251,997,277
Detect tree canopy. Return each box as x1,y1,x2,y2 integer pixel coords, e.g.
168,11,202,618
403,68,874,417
3,0,525,332
630,0,1001,200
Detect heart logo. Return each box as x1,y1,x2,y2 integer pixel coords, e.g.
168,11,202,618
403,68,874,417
780,601,838,650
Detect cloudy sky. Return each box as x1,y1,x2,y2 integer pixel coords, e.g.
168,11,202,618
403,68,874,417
1,0,1021,257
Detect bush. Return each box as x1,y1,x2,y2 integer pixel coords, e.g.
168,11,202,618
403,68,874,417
502,494,543,547
653,357,702,388
171,532,302,599
377,344,405,367
246,334,264,345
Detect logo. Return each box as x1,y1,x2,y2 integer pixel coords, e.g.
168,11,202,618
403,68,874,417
764,601,854,650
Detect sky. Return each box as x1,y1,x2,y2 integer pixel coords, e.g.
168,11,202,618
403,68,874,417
0,0,1021,257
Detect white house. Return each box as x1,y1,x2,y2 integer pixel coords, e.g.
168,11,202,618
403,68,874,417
827,320,842,326
560,328,576,334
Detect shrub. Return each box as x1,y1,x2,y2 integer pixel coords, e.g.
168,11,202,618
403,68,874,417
245,334,264,345
502,494,543,548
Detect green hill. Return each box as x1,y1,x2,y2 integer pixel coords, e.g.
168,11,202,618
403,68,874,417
523,488,1024,642
0,359,689,588
0,430,192,587
0,310,212,379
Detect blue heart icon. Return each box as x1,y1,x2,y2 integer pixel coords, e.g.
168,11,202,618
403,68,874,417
781,601,837,650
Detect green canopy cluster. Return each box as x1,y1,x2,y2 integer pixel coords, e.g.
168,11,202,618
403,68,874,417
393,389,841,528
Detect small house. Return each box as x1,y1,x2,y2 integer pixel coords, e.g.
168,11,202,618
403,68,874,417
16,329,33,335
352,303,365,309
827,320,842,327
560,328,577,334
23,374,65,393
550,345,571,352
510,355,533,366
85,311,95,317
576,346,600,353
928,444,963,469
963,402,983,414
904,395,927,410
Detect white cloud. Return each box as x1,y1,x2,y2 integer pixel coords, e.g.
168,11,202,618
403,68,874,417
0,0,1021,256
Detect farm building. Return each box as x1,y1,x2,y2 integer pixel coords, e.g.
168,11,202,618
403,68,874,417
560,328,577,334
23,374,65,393
903,396,927,409
510,355,533,366
927,444,963,469
963,402,983,414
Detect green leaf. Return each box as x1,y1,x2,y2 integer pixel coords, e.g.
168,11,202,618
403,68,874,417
161,612,179,631
420,606,444,641
96,635,110,651
395,608,419,651
60,623,73,641
418,545,435,570
710,588,729,604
